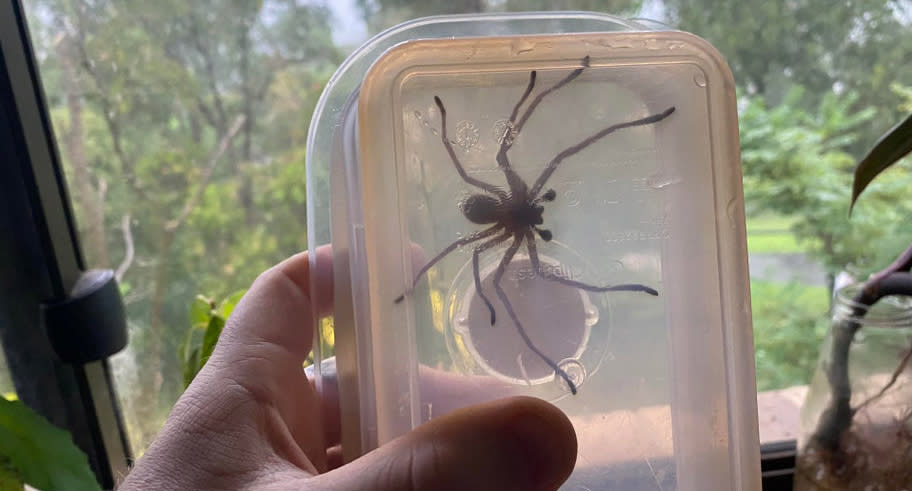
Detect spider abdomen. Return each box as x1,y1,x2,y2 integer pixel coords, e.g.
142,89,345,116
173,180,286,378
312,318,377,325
461,194,502,224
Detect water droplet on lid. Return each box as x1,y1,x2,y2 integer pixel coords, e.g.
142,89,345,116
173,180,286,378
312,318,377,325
453,316,469,334
646,171,682,189
584,306,599,327
693,71,707,87
555,359,587,392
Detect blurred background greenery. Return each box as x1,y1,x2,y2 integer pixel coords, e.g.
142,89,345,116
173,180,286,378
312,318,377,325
4,0,911,453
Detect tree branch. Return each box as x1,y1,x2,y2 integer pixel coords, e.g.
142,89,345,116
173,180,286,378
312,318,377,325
69,0,146,202
115,214,134,282
187,17,228,134
166,115,245,232
867,241,912,287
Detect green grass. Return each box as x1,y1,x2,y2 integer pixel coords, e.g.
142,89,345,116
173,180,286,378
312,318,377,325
746,214,808,254
751,279,831,391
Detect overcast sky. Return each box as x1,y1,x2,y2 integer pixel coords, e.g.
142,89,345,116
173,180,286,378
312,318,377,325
329,0,368,47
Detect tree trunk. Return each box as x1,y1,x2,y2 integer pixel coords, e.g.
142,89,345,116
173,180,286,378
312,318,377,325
59,39,109,267
239,27,255,226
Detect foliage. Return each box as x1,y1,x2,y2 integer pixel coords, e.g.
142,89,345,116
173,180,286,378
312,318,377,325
740,87,912,276
0,398,100,491
666,0,912,155
796,107,912,484
15,0,912,453
354,0,642,34
179,291,244,389
750,280,829,391
851,112,912,208
25,0,336,448
745,215,805,254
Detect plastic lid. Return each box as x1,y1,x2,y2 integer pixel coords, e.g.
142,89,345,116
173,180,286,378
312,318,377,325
307,13,760,491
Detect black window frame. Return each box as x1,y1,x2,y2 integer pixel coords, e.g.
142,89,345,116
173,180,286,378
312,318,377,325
0,0,131,487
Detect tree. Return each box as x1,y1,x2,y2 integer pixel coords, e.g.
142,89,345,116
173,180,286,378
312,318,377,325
739,86,912,280
666,0,912,155
25,0,339,448
355,0,642,34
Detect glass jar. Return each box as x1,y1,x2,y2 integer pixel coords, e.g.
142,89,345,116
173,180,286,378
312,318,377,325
795,282,912,490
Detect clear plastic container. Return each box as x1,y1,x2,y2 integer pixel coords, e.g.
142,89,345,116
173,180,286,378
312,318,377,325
306,12,760,491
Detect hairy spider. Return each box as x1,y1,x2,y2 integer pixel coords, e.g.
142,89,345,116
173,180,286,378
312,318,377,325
394,56,675,394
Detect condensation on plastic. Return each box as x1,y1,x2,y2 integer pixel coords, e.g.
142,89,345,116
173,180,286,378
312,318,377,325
306,13,760,491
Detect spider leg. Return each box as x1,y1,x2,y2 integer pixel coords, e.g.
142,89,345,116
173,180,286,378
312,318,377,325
493,233,578,395
434,96,506,199
472,231,512,325
513,55,591,137
494,70,537,195
496,56,591,197
395,224,503,303
529,107,676,198
525,231,658,296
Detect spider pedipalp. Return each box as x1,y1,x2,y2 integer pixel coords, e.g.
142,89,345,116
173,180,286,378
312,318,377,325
540,189,557,202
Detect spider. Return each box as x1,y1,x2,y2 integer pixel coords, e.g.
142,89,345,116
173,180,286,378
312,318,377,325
395,56,675,395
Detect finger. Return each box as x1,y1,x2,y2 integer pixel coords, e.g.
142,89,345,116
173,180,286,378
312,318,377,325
205,246,334,472
310,357,516,450
312,396,577,491
304,241,437,449
306,358,341,447
218,245,333,358
326,445,344,471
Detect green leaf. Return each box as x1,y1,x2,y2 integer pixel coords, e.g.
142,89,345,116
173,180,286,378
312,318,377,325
851,112,912,211
217,289,246,319
183,347,200,389
178,327,195,367
190,295,214,329
0,457,23,491
200,315,226,364
0,399,101,491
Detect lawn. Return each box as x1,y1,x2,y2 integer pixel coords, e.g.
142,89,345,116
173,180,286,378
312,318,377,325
746,214,808,254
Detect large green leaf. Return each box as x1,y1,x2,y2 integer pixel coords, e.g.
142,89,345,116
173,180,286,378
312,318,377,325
189,295,214,329
183,347,201,389
0,399,101,491
851,112,912,211
217,290,246,319
200,315,226,365
0,457,23,491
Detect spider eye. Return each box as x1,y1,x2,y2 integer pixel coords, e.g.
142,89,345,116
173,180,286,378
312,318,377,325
542,189,556,202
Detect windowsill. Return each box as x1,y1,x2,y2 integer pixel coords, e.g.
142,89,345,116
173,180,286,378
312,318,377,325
757,385,807,445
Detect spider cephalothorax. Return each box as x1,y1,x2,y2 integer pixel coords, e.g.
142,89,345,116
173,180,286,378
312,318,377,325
461,189,555,241
396,56,675,394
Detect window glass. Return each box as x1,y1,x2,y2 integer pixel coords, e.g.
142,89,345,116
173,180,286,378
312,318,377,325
21,0,912,451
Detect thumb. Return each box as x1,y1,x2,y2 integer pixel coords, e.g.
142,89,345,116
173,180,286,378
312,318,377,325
314,396,577,491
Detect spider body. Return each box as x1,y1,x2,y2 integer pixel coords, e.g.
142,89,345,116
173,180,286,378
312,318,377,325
396,56,675,394
461,191,553,240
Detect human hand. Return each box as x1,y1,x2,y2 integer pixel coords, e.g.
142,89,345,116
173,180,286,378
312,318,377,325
120,249,577,490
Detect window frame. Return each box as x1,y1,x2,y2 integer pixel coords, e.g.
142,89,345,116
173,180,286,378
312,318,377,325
0,0,131,487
